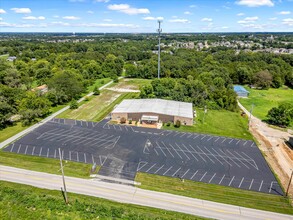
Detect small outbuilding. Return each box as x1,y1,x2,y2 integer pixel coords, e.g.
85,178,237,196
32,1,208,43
233,85,249,97
111,99,193,126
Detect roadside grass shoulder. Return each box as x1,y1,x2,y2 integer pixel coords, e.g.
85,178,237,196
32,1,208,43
163,109,253,140
135,173,293,215
0,181,208,220
239,86,293,120
0,151,93,179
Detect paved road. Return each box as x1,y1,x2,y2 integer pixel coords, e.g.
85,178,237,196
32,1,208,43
0,79,117,149
0,165,292,220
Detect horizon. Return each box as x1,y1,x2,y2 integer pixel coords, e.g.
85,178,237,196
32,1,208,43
0,0,293,33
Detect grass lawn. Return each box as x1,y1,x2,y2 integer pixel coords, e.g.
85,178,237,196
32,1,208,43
108,78,151,90
135,173,293,215
57,90,138,121
0,181,207,220
0,123,29,143
84,77,111,94
0,151,94,179
163,109,253,140
239,86,293,120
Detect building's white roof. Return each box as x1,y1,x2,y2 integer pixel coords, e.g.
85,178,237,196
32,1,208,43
112,99,193,119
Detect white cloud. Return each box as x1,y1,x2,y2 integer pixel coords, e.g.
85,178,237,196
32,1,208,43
235,0,274,7
103,19,112,22
241,23,264,29
63,16,80,20
221,26,229,29
172,16,178,18
279,11,291,15
77,23,139,28
0,18,2,21
94,0,110,2
282,18,293,26
51,21,70,26
201,18,213,22
223,6,231,9
238,16,259,23
189,5,197,8
108,4,150,15
269,17,277,20
53,15,59,18
184,11,192,15
0,9,6,14
11,8,32,14
142,16,163,21
22,16,45,20
169,19,190,23
237,13,245,16
87,10,94,14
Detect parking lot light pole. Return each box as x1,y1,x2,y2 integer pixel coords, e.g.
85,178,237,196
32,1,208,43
285,169,293,197
59,148,68,204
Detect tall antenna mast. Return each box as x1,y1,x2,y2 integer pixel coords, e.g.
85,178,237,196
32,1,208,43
157,20,162,79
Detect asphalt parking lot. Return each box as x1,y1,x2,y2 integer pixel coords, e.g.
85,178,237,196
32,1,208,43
4,118,283,195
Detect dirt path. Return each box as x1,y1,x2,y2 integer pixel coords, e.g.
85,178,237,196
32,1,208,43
238,101,293,197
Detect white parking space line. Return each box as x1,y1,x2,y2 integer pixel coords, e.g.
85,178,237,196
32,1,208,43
146,164,157,172
201,135,206,140
241,152,259,170
221,138,226,143
47,148,49,158
195,145,215,163
181,144,199,161
207,136,213,141
130,127,135,132
249,179,254,190
161,142,175,158
137,161,148,171
181,169,190,178
236,140,240,145
204,147,223,165
163,166,173,175
229,139,234,144
211,148,232,166
214,137,220,142
250,142,255,147
238,177,244,188
220,149,241,168
16,144,21,153
32,147,35,155
219,174,225,184
199,172,207,181
172,167,181,177
175,143,190,160
154,165,164,174
169,144,183,159
54,149,56,158
92,154,95,164
259,180,263,191
269,182,275,193
84,153,87,163
209,173,216,183
187,134,193,138
189,145,206,162
39,147,42,156
193,135,199,139
69,151,72,160
125,126,128,131
10,144,15,152
180,133,186,138
243,141,247,146
228,176,235,186
226,150,250,169
154,148,159,156
155,141,167,157
233,151,257,170
25,145,28,154
77,152,79,162
191,170,198,179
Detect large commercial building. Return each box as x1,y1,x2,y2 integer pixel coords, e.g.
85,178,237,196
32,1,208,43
111,99,193,125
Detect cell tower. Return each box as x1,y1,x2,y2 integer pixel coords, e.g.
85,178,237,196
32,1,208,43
157,20,162,79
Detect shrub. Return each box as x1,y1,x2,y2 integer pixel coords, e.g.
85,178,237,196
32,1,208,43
129,120,132,124
69,100,78,109
93,86,100,95
113,76,119,83
100,80,104,85
166,121,171,127
175,120,181,128
84,96,90,101
120,117,126,124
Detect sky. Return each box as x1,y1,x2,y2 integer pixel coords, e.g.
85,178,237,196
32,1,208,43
0,0,293,33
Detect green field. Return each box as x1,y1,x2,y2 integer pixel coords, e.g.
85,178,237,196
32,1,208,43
57,91,138,121
239,86,293,120
0,181,207,220
107,78,151,90
0,151,93,179
163,109,253,140
135,173,293,215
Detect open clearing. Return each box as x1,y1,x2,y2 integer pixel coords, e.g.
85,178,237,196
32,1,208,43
239,86,293,121
164,109,253,140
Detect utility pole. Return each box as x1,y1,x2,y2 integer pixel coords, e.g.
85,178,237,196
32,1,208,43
157,20,162,79
59,148,68,204
203,105,207,124
285,169,293,197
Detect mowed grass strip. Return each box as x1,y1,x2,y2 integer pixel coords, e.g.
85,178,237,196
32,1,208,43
163,109,253,140
0,181,207,220
107,78,151,90
239,86,293,120
0,151,94,179
135,173,293,215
